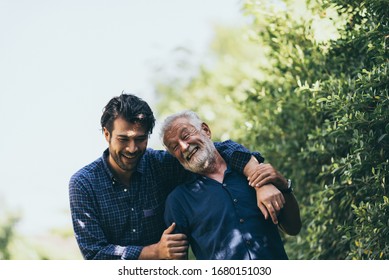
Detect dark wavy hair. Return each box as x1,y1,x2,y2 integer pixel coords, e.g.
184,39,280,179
100,93,156,135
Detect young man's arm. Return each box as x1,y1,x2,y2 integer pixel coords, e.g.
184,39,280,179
69,179,142,259
153,140,264,193
243,156,288,189
163,190,190,260
156,140,293,229
217,142,294,223
215,140,265,174
69,176,187,260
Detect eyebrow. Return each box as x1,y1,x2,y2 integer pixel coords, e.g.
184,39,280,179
116,133,148,138
179,127,189,135
166,127,189,149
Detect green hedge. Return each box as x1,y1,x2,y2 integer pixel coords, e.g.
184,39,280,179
239,0,388,259
155,0,388,259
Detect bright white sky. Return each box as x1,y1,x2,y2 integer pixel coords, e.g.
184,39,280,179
0,0,244,235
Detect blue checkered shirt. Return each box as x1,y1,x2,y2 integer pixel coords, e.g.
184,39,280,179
69,140,256,259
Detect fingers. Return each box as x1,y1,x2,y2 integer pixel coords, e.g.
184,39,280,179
162,223,188,243
257,203,269,220
277,194,286,206
248,169,268,187
251,176,274,188
163,246,188,260
163,222,176,234
267,203,279,224
255,184,285,224
248,164,276,187
159,224,189,259
169,250,188,260
166,242,189,260
272,196,285,211
247,163,287,189
164,234,188,244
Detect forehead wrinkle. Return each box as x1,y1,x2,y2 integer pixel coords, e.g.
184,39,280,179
164,121,188,147
113,127,147,139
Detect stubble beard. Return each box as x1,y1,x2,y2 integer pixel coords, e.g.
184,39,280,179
110,149,141,172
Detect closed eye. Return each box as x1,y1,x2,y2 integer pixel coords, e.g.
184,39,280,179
135,136,148,142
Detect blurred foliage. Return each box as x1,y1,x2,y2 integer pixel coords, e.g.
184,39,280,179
155,0,389,259
0,201,81,259
153,23,264,141
7,231,82,260
0,207,20,259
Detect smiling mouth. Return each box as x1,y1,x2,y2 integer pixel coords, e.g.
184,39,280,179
186,147,198,161
122,154,137,160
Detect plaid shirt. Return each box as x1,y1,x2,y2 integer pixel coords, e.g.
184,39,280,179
69,140,257,259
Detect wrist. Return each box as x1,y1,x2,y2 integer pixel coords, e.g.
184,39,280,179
280,179,293,194
139,243,159,259
243,156,260,177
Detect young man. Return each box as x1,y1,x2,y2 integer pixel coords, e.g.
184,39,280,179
161,110,301,260
69,94,286,260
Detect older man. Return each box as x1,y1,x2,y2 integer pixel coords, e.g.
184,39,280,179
161,110,301,260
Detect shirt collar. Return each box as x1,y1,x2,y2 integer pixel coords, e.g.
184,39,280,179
185,164,232,183
101,149,117,185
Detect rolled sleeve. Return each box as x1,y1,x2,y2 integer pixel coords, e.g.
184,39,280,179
215,140,264,173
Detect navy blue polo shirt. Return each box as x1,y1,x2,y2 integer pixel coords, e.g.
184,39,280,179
164,166,288,260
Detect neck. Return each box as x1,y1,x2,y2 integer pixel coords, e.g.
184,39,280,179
108,156,133,186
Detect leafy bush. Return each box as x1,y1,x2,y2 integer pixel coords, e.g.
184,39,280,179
0,209,19,260
239,0,389,259
155,0,389,259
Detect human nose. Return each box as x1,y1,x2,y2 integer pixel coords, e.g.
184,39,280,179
125,140,138,153
178,139,189,152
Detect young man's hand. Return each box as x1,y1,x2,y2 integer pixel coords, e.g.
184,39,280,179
156,223,188,259
244,157,288,190
139,223,188,259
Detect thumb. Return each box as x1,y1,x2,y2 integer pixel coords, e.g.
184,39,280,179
163,222,176,234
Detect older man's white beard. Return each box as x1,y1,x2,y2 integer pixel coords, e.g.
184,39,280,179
182,142,217,174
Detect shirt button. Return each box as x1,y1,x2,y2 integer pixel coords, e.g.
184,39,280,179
131,208,134,211
222,183,227,187
239,218,245,223
132,229,136,232
246,240,251,246
233,199,238,203
124,189,128,192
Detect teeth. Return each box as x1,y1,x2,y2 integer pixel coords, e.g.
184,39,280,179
186,147,198,161
123,154,136,159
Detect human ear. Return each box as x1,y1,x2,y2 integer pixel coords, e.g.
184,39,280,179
103,127,111,143
201,122,212,138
